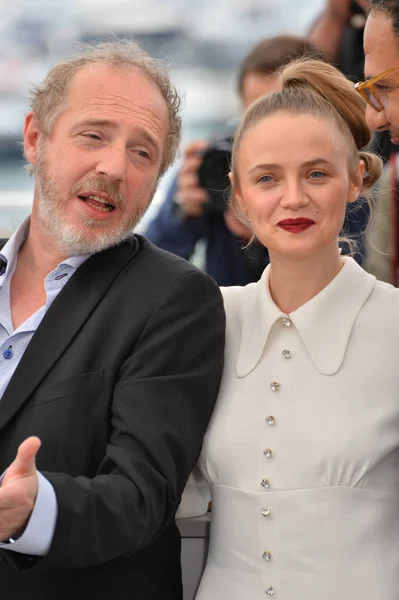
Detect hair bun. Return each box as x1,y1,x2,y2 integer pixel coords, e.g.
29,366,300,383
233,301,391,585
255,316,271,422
360,151,383,189
281,58,371,150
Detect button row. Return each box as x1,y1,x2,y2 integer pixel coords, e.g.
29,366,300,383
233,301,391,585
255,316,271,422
261,317,293,596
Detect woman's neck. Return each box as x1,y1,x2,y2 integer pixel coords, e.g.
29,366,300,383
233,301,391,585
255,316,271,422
268,245,344,314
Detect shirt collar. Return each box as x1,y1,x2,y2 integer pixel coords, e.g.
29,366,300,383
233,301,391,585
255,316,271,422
0,216,90,284
0,217,31,281
236,257,376,377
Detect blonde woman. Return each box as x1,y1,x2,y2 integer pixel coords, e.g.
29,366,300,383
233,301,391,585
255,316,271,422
179,59,399,599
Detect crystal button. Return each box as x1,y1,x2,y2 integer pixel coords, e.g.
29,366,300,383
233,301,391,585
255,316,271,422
282,349,291,359
270,382,280,392
265,586,275,596
265,416,275,426
262,551,272,562
261,508,271,517
263,448,273,458
282,317,291,328
261,478,270,488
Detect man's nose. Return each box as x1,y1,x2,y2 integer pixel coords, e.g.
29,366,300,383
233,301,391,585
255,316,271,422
95,146,126,181
365,104,390,132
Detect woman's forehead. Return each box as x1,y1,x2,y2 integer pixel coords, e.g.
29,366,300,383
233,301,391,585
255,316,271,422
236,112,349,167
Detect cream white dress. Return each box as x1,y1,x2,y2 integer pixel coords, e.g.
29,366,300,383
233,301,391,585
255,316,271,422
178,257,399,599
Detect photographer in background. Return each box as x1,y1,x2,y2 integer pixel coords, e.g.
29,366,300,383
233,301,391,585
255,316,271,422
144,36,321,286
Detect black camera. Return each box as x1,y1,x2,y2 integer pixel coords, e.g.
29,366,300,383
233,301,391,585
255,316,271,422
197,125,236,216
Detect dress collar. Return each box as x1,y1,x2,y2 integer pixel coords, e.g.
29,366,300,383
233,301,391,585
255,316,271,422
236,258,376,377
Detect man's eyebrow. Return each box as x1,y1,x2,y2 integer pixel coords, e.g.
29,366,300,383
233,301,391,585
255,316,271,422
73,118,117,130
372,77,391,85
72,119,161,151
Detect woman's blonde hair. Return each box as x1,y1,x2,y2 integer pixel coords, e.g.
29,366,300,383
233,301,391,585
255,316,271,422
230,58,383,254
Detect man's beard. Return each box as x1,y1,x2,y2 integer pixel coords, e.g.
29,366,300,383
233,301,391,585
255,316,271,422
34,147,149,256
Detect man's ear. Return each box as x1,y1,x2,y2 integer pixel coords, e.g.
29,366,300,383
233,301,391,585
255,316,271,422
24,112,41,168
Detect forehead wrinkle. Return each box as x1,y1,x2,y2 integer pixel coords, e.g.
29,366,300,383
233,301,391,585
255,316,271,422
76,98,167,147
79,91,166,128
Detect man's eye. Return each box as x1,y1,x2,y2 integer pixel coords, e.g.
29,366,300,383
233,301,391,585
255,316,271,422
134,149,151,159
83,133,101,140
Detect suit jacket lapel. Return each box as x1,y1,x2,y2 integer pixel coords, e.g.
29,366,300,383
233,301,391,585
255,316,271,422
0,236,140,431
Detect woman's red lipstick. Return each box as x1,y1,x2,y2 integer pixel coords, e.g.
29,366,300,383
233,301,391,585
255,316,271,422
277,218,315,233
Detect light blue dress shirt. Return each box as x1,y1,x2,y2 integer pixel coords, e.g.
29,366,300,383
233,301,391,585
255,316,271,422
0,217,89,555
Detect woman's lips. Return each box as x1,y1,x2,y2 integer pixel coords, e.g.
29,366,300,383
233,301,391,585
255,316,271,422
277,218,315,233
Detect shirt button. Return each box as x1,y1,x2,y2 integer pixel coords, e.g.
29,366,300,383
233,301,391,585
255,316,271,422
3,346,13,360
263,448,273,458
265,586,276,596
282,317,291,328
270,382,280,392
265,416,276,426
282,349,291,359
261,479,270,489
261,508,271,517
262,551,272,562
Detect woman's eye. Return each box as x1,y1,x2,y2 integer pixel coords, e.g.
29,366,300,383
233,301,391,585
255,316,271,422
258,175,273,183
310,171,325,179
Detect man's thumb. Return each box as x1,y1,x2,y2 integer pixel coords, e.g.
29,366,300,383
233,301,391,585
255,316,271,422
5,437,41,482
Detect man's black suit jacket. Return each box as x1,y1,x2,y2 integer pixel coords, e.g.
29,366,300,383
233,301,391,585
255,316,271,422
0,234,225,599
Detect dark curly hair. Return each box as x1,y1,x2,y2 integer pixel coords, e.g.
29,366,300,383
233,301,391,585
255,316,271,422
370,0,399,38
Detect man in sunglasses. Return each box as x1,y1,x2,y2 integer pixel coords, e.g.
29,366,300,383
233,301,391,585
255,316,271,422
360,1,399,141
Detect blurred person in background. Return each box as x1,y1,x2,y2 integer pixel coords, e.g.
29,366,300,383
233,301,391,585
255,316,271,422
308,0,370,80
144,35,322,286
0,40,225,599
362,0,399,140
360,0,399,284
309,0,398,284
178,58,399,599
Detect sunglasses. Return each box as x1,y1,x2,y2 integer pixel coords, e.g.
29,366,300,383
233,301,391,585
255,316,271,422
355,64,399,111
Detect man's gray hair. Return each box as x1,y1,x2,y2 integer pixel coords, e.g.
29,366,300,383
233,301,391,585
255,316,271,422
29,39,182,174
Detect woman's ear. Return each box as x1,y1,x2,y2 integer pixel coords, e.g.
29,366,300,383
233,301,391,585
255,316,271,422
229,171,246,214
348,160,365,204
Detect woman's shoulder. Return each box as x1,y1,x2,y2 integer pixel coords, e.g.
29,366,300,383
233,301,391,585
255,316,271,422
220,281,261,325
360,276,399,332
369,277,399,305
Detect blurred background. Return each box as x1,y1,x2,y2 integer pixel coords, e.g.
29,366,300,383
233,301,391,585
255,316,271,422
0,0,324,236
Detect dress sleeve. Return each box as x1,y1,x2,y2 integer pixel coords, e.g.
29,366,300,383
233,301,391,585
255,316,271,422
176,465,211,519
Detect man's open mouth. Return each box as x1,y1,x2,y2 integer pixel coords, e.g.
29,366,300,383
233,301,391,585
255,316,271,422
78,194,116,212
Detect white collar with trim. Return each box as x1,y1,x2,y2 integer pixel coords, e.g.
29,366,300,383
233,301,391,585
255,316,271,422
236,257,376,378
